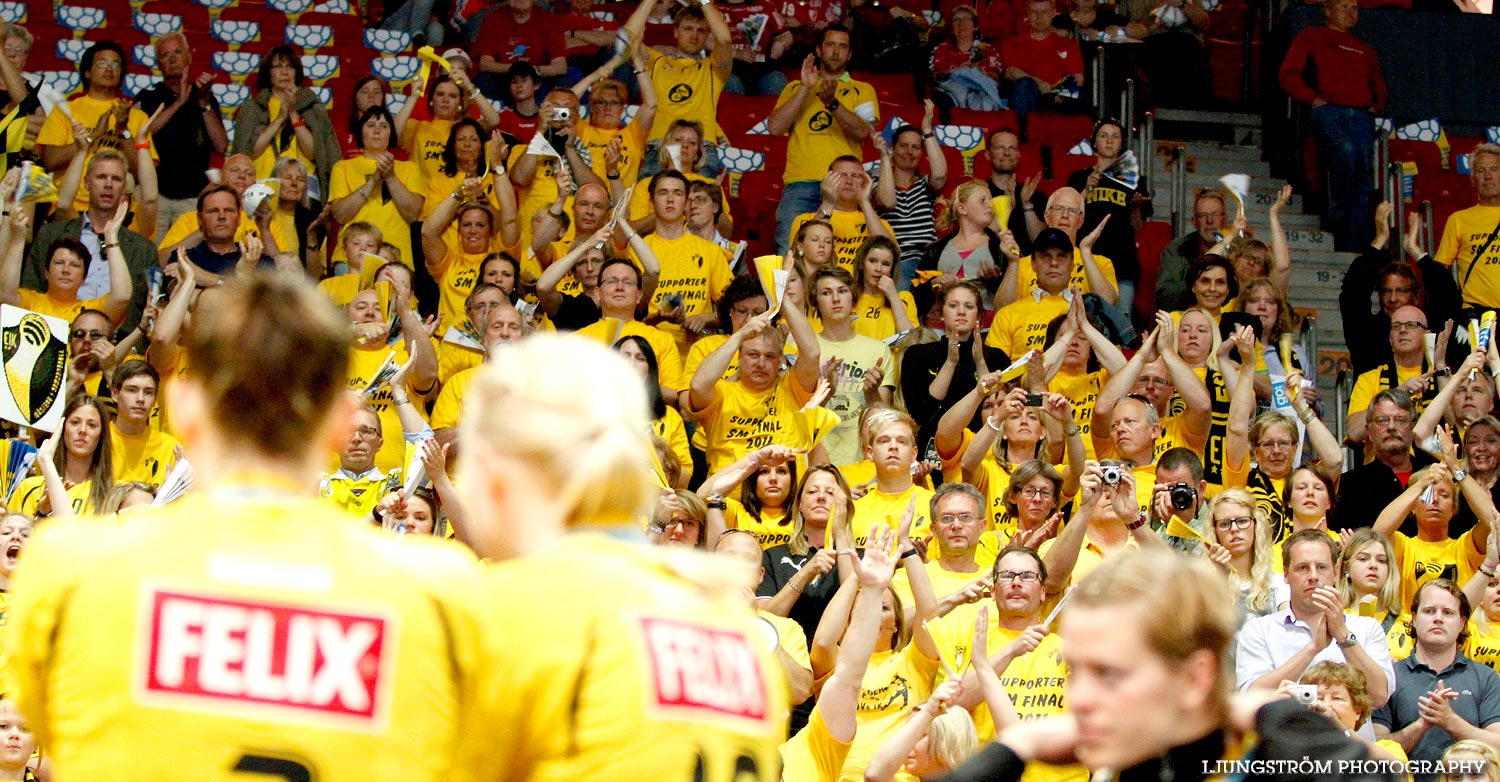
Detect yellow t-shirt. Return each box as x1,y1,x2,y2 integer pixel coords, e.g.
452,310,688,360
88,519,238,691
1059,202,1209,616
3,493,494,781
645,49,728,144
1014,250,1116,300
574,319,685,390
421,167,504,220
1349,363,1426,417
643,232,733,351
925,618,1086,782
836,643,940,782
484,532,788,781
1049,369,1104,462
685,333,737,385
159,210,291,256
328,156,425,266
761,609,810,690
891,559,988,627
689,372,817,475
1465,616,1500,669
402,117,454,183
726,500,793,548
987,293,1068,357
250,94,315,180
816,332,895,466
629,171,733,223
1389,529,1485,612
852,485,935,547
850,291,916,342
776,78,879,184
344,343,429,473
578,119,648,186
1436,204,1500,309
7,476,92,517
780,707,854,782
430,364,478,431
430,233,513,333
1038,527,1141,588
435,337,484,387
319,467,393,519
36,94,156,212
109,422,180,485
14,290,110,325
787,210,895,276
653,406,691,476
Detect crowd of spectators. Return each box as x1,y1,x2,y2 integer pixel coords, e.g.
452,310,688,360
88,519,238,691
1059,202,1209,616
1,0,1500,777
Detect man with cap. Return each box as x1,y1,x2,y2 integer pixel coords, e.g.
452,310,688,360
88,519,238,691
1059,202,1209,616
998,186,1118,309
988,227,1082,357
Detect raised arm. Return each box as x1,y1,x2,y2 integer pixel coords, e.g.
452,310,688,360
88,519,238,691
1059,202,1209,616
766,56,818,137
99,200,135,324
809,575,857,679
1373,468,1434,539
690,312,770,409
1077,216,1118,305
1414,351,1485,443
704,2,734,76
146,253,196,375
822,525,900,744
1154,312,1211,442
937,370,998,466
420,178,470,274
1267,185,1293,294
873,135,896,211
1090,326,1156,456
1223,326,1257,476
393,75,424,142
783,288,821,393
0,195,24,307
489,133,520,248
536,225,611,316
1041,462,1100,594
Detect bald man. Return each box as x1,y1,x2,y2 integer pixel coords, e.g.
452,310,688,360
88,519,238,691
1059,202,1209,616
1347,304,1440,444
999,186,1118,308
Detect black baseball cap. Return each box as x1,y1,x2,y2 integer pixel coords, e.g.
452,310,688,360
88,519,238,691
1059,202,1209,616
1033,227,1074,255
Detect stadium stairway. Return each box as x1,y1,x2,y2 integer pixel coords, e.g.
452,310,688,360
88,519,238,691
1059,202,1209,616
1147,108,1357,431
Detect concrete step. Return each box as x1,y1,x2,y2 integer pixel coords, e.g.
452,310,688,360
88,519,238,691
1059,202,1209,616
1285,227,1337,251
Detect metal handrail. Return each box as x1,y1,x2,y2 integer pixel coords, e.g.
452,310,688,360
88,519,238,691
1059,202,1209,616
1422,200,1435,255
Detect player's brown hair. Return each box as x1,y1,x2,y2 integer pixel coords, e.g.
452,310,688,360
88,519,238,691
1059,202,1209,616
184,272,349,459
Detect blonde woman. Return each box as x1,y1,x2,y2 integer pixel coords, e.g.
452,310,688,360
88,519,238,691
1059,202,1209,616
914,180,1014,316
1373,463,1493,610
1461,524,1500,670
1341,528,1413,661
1443,739,1500,782
458,332,789,779
757,464,858,645
1204,489,1280,618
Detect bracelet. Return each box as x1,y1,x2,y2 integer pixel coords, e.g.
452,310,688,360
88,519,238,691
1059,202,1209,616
1298,407,1316,423
985,417,1003,433
1065,424,1081,437
607,172,621,180
391,394,410,406
790,580,803,593
292,119,306,128
823,101,838,112
469,88,481,100
102,241,120,250
134,141,151,150
1125,511,1148,531
900,548,920,560
1483,563,1497,578
1023,205,1036,212
922,132,935,140
547,207,564,218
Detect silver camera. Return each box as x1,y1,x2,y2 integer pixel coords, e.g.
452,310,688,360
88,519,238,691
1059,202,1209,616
1100,465,1122,485
1287,684,1318,706
551,106,571,122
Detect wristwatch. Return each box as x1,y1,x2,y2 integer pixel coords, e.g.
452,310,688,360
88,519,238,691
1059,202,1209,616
1336,632,1358,649
704,493,727,511
1454,468,1470,483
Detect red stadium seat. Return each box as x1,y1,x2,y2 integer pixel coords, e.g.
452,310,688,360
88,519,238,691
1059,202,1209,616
948,108,1015,133
716,93,778,142
1135,221,1174,319
1389,139,1444,176
852,71,918,106
1029,113,1093,148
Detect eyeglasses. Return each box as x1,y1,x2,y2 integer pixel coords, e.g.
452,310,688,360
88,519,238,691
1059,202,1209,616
995,570,1041,583
1045,205,1083,217
662,517,700,529
1390,320,1427,333
1137,376,1172,388
1213,516,1254,531
1019,487,1055,500
1257,439,1296,451
352,426,381,440
467,300,503,313
600,277,638,289
92,59,122,71
938,512,977,525
1194,211,1225,220
1371,415,1412,427
70,329,107,341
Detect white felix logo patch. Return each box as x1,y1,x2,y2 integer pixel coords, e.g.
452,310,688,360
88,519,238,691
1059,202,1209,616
140,588,391,726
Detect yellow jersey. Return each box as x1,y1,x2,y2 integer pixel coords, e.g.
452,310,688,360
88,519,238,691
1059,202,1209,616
688,372,817,475
776,78,879,184
891,559,988,628
1466,616,1500,670
3,492,493,782
328,156,425,266
837,643,939,782
787,211,894,277
1013,250,1116,300
653,406,691,476
431,364,478,432
319,467,396,519
250,95,315,181
1436,204,1500,309
402,117,454,183
482,532,788,781
643,232,733,351
37,95,156,212
926,617,1086,782
851,485,934,546
578,120,648,186
430,233,514,332
14,290,111,327
110,422,180,485
1049,369,1103,462
344,343,430,473
160,211,291,258
629,171,733,223
850,291,917,342
575,319,686,390
436,337,485,387
645,49,729,144
1389,529,1486,612
422,167,504,221
727,501,793,548
7,477,92,518
780,707,854,782
987,293,1068,357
